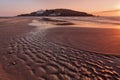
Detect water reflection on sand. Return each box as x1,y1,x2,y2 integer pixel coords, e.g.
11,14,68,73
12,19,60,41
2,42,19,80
28,17,120,55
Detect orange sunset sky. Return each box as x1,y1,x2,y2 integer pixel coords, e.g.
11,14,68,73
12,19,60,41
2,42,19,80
0,0,120,16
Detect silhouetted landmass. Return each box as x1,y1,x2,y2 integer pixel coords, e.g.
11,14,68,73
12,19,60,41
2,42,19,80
18,9,94,16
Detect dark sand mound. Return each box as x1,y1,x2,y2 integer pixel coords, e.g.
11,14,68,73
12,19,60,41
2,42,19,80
41,18,75,25
0,17,120,80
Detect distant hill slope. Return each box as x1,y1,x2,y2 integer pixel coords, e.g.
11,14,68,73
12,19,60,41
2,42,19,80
93,9,120,16
18,9,93,16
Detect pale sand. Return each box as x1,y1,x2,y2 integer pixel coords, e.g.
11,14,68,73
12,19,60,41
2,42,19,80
0,17,120,80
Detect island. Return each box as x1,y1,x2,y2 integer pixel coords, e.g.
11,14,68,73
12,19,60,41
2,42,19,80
18,9,93,16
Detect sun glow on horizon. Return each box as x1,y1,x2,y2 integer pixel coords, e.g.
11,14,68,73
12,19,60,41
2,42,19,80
116,4,120,9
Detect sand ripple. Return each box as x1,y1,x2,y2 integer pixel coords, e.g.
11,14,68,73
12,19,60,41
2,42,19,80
5,28,120,80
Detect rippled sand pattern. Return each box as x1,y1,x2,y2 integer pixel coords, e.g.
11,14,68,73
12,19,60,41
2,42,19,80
4,27,120,80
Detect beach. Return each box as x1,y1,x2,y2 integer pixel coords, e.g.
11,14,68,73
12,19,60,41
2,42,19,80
47,27,120,55
0,17,120,80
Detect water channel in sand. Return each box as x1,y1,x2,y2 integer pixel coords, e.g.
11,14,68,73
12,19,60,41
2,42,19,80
29,17,120,29
28,17,120,55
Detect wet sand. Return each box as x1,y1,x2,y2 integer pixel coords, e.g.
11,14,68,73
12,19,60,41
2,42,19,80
0,17,35,80
0,17,120,80
46,27,120,55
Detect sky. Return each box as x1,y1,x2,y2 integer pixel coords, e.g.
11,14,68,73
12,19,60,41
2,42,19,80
0,0,120,16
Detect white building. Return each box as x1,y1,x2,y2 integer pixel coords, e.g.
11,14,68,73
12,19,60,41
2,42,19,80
36,10,45,14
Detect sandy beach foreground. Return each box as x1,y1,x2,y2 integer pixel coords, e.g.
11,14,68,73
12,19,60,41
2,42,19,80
0,17,120,80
